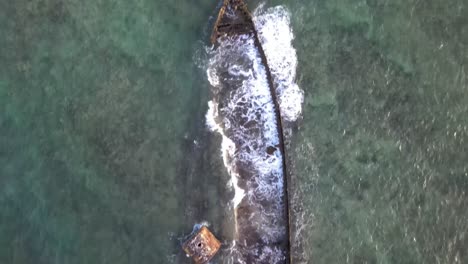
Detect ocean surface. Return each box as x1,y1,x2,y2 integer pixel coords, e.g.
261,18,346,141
1,0,467,263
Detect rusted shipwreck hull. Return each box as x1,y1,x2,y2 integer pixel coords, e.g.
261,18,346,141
210,0,292,263
211,0,255,43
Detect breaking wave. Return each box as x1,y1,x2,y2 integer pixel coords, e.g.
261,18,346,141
205,4,303,263
254,5,304,122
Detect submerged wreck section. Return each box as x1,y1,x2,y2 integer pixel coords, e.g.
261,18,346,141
182,226,221,263
205,0,301,263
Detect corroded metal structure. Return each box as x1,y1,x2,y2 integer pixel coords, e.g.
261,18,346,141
210,0,254,43
182,226,221,263
210,0,292,263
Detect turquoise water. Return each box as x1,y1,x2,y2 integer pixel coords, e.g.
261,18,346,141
287,0,468,263
1,0,467,263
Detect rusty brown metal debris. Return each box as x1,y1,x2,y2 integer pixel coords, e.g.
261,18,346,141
182,226,221,264
210,0,254,43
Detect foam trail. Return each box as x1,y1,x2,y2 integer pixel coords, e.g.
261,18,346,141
205,4,302,263
254,5,304,122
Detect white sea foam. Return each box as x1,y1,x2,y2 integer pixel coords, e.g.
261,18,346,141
206,101,245,209
205,4,301,262
254,5,304,122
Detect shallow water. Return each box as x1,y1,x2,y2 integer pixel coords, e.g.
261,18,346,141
1,0,467,263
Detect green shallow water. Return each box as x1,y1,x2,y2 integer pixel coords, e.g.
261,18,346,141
0,0,467,263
